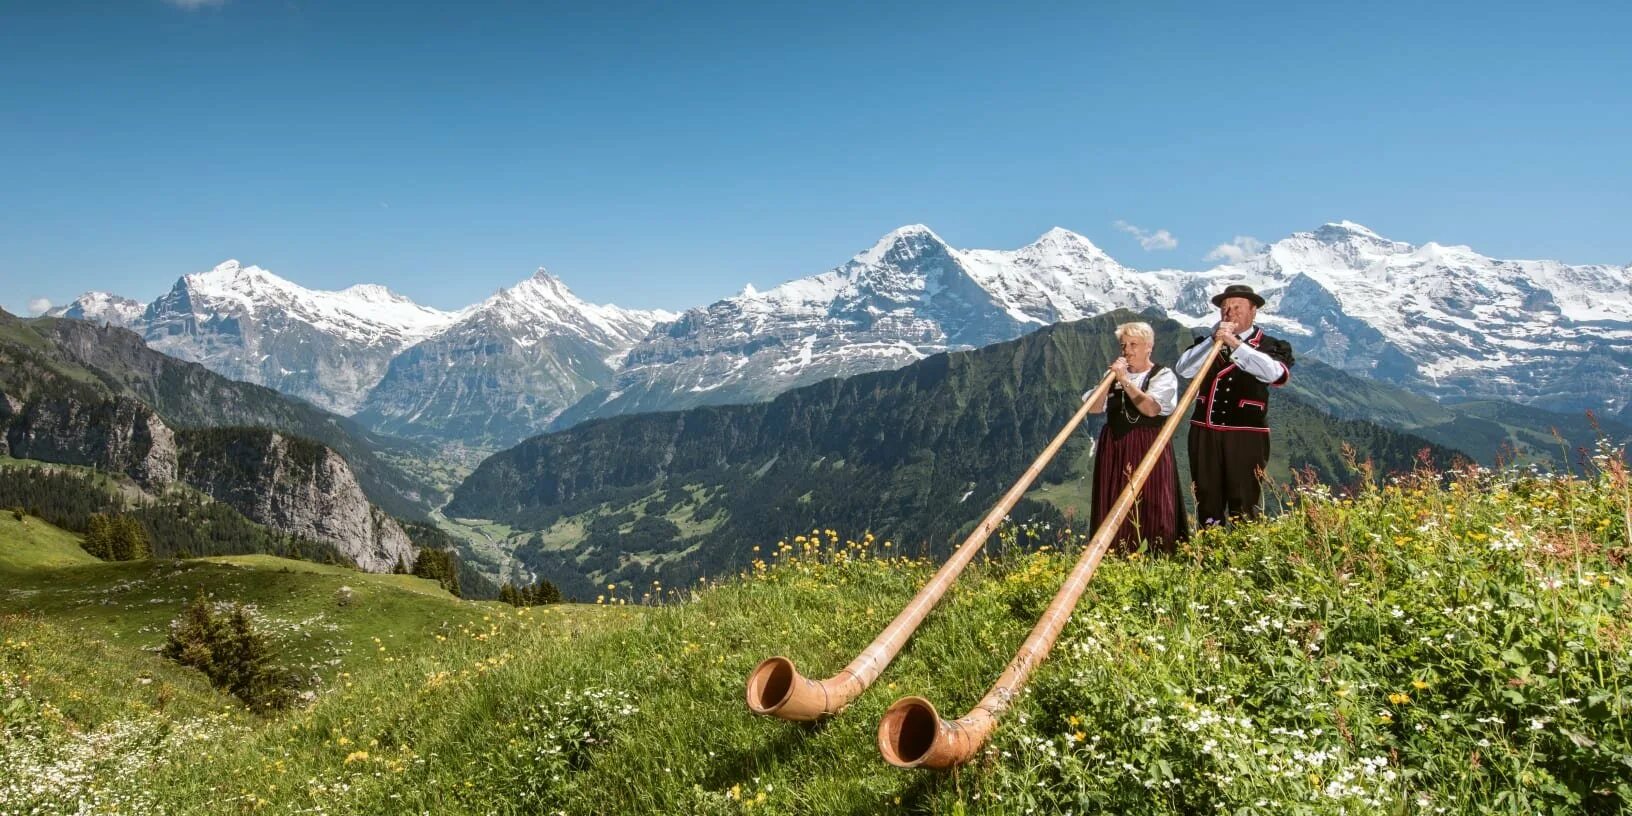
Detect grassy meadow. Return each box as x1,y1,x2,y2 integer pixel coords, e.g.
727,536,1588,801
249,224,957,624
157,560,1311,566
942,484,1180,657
3,457,1630,815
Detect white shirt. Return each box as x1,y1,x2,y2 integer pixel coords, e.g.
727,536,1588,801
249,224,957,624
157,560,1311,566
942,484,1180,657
1083,366,1180,416
1174,325,1287,384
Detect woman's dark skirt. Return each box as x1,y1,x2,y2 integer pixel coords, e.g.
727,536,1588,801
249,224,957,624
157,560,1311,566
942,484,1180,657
1089,424,1188,554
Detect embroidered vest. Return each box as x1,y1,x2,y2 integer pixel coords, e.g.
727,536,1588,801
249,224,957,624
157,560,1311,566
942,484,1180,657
1187,329,1292,433
1107,365,1168,435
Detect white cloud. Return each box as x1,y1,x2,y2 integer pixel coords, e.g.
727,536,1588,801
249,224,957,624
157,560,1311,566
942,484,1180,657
27,298,52,315
1113,220,1178,251
162,0,227,9
1205,236,1265,263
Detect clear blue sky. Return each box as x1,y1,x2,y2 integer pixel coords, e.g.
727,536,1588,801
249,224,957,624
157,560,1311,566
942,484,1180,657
2,0,1628,316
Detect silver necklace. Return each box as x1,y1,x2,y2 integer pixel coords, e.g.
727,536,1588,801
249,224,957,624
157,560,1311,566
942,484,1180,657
1118,366,1154,424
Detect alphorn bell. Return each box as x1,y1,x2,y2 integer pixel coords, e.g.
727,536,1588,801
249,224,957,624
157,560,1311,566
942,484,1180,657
745,369,1120,721
877,338,1225,768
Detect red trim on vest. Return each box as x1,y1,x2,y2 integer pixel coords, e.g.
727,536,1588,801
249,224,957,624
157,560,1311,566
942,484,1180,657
1192,328,1280,433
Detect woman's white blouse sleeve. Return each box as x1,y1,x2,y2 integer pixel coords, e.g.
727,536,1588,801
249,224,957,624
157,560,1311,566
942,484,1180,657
1149,369,1180,416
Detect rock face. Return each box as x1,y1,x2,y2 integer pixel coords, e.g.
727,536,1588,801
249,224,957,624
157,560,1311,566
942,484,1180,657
176,429,416,573
0,393,19,457
1,394,178,488
25,316,439,519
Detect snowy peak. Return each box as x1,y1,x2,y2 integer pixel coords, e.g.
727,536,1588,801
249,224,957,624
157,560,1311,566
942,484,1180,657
46,291,146,328
850,224,949,267
1314,220,1386,242
465,266,672,351
1024,226,1111,259
166,259,462,345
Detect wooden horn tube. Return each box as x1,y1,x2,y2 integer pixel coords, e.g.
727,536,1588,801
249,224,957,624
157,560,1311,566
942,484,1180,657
878,339,1224,768
746,370,1121,721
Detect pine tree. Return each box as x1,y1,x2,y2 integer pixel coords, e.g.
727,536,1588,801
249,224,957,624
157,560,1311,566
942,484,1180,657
163,590,292,711
413,548,462,598
82,513,114,560
499,578,563,607
109,515,151,561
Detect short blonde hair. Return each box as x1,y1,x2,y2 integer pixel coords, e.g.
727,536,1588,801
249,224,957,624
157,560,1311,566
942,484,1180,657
1115,321,1155,344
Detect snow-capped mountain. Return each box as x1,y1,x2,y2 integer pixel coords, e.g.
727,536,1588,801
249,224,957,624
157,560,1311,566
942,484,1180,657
552,225,1190,427
555,222,1632,428
1168,222,1632,414
354,268,674,448
46,292,146,328
55,260,468,415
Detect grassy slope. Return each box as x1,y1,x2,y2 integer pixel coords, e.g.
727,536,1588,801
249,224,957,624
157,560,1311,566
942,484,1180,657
0,516,509,681
7,468,1632,815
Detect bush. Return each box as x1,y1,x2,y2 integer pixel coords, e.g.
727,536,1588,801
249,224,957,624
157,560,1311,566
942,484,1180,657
162,591,297,712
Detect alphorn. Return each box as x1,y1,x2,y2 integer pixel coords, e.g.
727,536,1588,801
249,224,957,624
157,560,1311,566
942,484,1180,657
877,338,1225,768
745,370,1120,721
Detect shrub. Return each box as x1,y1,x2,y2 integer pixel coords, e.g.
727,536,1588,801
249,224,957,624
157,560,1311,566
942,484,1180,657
162,592,296,712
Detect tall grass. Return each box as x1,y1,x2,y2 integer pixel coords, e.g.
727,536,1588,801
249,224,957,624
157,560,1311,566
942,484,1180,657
3,456,1630,814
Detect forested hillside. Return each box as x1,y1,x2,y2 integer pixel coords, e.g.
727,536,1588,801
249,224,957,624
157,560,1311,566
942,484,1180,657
450,313,1462,597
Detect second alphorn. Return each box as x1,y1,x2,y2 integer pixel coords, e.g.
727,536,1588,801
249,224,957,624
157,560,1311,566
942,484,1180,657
877,338,1225,768
745,369,1119,720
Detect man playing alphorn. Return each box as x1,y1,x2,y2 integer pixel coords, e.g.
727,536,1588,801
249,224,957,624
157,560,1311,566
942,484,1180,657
1174,284,1294,526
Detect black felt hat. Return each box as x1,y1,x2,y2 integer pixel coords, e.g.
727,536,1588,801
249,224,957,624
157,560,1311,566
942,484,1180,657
1210,284,1265,308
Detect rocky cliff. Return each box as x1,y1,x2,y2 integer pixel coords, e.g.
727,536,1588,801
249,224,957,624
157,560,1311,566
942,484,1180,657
176,428,416,572
0,392,179,489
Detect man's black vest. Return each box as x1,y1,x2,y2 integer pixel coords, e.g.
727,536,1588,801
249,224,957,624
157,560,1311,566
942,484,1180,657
1187,328,1294,432
1106,365,1169,435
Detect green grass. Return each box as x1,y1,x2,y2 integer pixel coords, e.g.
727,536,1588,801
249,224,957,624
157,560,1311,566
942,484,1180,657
0,511,100,571
5,464,1632,814
0,515,505,678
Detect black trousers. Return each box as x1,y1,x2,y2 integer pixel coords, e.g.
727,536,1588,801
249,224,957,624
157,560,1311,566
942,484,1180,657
1188,424,1270,526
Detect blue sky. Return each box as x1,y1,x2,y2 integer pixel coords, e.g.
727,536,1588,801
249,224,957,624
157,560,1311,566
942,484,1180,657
2,0,1628,316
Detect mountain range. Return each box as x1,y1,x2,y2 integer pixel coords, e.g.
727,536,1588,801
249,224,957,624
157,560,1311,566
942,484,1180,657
445,312,1462,598
50,222,1632,449
55,261,673,449
560,221,1632,427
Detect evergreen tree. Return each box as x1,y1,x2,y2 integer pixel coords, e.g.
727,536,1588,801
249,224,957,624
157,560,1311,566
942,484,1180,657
499,578,563,607
109,514,151,560
413,547,462,598
82,513,114,560
163,590,293,711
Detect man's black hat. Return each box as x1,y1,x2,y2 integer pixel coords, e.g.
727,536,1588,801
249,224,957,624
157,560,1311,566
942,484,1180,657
1211,284,1265,308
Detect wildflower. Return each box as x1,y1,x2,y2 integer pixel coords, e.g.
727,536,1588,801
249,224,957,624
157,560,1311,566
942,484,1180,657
1388,692,1411,706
